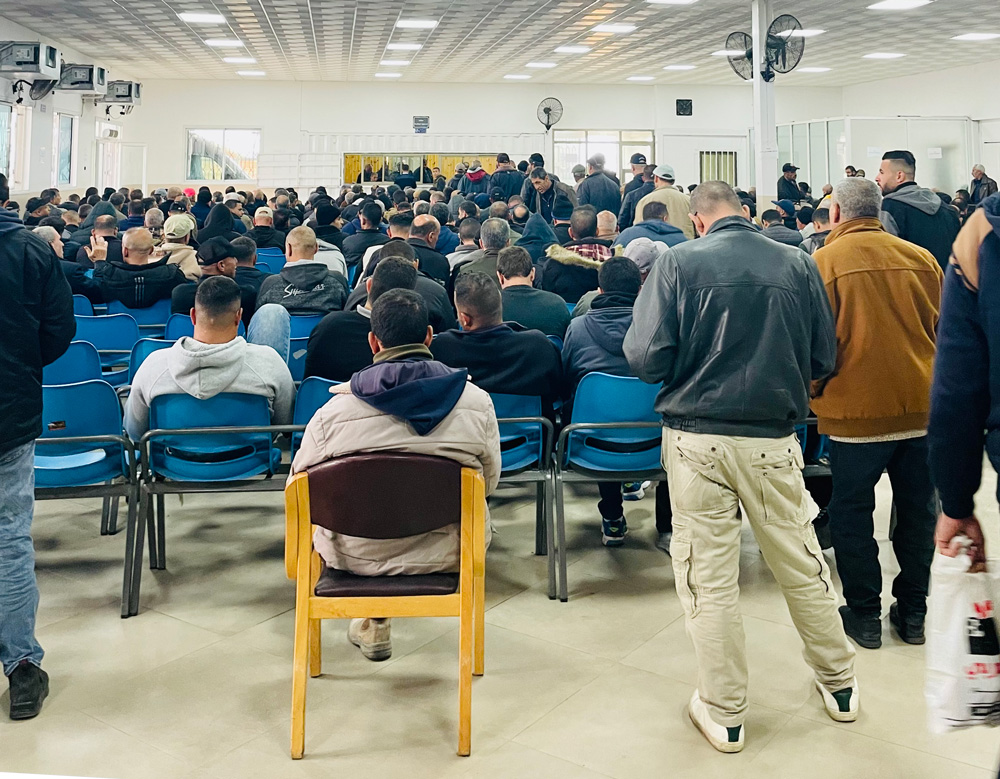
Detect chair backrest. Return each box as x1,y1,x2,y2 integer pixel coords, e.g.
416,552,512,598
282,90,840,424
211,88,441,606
107,298,173,330
73,294,94,316
42,341,103,385
289,314,324,339
293,377,336,427
567,372,661,471
546,334,564,351
40,380,123,448
287,337,309,382
256,259,273,274
129,338,175,382
164,314,245,340
306,453,462,538
257,247,286,272
74,314,141,354
490,393,545,472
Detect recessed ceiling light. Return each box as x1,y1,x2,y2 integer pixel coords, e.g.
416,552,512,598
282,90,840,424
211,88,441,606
380,59,411,66
647,0,699,4
663,64,697,70
526,62,557,68
237,70,265,76
178,12,225,23
867,0,931,9
863,52,906,58
386,43,422,51
554,45,591,54
395,19,437,29
777,29,825,37
204,39,244,48
627,76,655,81
712,49,747,56
953,33,1000,41
798,67,832,72
593,23,637,33
375,72,402,78
504,74,532,80
223,56,256,64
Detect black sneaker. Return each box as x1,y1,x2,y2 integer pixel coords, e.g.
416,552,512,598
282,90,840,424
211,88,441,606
839,605,882,650
889,602,925,645
813,508,832,550
8,660,49,721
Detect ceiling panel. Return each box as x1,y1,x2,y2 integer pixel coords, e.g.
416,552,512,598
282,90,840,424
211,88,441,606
0,0,994,86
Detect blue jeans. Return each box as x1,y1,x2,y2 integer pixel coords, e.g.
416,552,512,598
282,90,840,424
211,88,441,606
247,303,290,362
0,441,43,676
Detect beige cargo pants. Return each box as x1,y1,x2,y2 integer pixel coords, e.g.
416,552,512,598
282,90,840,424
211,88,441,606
665,429,856,727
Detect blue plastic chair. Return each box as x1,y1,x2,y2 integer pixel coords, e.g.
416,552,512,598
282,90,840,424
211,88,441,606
553,373,665,601
490,393,556,595
42,341,103,385
256,259,273,274
128,338,175,383
292,376,336,455
73,294,94,316
257,247,286,273
107,299,173,338
565,303,574,314
348,264,359,288
73,314,140,386
164,314,245,340
546,334,564,351
289,314,324,339
34,380,138,615
288,337,309,383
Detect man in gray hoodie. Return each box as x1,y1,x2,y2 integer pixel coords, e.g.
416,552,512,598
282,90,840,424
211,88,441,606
256,225,348,315
125,276,295,441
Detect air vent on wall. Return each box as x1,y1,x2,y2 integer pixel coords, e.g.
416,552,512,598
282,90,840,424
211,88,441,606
676,99,693,116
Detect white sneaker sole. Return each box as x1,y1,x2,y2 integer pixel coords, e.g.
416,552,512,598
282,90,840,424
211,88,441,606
349,633,392,661
815,679,858,722
688,707,744,753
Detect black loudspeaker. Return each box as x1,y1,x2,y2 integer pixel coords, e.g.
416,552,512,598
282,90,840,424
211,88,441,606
676,99,693,116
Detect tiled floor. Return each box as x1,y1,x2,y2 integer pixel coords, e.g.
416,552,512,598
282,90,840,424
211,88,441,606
4,468,1000,778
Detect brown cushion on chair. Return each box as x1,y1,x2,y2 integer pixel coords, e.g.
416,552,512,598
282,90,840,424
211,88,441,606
307,453,462,538
314,567,460,597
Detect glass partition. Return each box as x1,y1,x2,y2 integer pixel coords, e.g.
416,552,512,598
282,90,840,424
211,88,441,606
809,122,828,191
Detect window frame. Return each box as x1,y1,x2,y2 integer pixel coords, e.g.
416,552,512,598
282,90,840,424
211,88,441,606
184,126,261,182
552,129,655,185
53,112,79,187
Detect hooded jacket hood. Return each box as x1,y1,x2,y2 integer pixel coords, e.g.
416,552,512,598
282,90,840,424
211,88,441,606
198,203,238,241
884,181,942,216
515,212,559,262
350,352,469,435
280,259,333,289
546,243,603,269
167,337,250,399
466,168,488,183
583,293,636,357
631,220,684,239
0,206,24,236
78,200,118,232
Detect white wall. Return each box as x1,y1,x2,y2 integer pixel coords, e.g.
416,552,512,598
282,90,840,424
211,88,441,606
124,79,843,191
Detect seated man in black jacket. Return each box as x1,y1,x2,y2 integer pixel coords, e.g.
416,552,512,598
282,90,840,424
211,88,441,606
313,203,345,250
343,201,390,269
431,271,563,416
94,227,186,308
33,225,103,304
244,207,287,250
407,214,451,286
232,235,270,295
304,257,417,382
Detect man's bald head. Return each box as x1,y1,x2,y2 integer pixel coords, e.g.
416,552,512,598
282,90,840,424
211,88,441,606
689,181,746,236
410,214,440,247
122,228,155,265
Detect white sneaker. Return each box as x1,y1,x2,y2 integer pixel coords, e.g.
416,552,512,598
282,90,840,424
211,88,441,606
348,618,392,661
815,677,859,722
688,690,744,753
656,531,672,554
622,481,651,501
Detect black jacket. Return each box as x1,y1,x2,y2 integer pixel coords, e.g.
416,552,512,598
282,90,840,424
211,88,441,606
245,225,286,251
576,171,622,216
60,259,104,304
619,181,654,229
501,285,572,338
489,168,525,201
94,257,187,308
880,182,962,271
562,291,637,389
539,242,606,304
394,172,418,189
171,275,259,327
343,229,390,268
304,307,374,382
624,215,836,438
256,261,348,315
234,265,270,295
74,235,123,269
314,224,346,251
762,224,805,247
406,238,451,285
0,210,75,453
345,272,458,333
777,177,802,202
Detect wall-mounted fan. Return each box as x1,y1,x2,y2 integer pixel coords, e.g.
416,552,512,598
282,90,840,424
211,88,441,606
11,77,56,104
725,32,753,81
724,13,805,82
537,97,563,132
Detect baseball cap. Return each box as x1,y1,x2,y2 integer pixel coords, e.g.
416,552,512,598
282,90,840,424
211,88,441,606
529,153,545,166
630,153,648,165
197,236,236,265
652,164,676,181
622,237,667,276
772,199,796,214
782,163,799,173
490,187,505,202
183,187,196,198
164,214,194,240
168,200,187,212
153,188,168,197
254,206,274,220
223,192,243,204
25,196,48,214
496,152,510,164
572,164,586,177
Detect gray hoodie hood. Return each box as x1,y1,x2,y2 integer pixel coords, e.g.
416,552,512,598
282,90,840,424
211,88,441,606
883,182,942,216
167,337,250,399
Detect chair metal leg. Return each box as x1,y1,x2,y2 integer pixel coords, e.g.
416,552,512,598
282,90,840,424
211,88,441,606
290,601,310,759
145,488,157,571
155,494,167,570
458,578,474,756
100,496,111,536
555,471,569,602
308,619,322,678
108,495,120,535
534,480,547,556
129,490,149,617
120,486,139,618
545,469,557,600
474,560,485,678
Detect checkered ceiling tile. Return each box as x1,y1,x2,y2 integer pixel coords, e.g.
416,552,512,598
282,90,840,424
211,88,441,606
0,0,993,85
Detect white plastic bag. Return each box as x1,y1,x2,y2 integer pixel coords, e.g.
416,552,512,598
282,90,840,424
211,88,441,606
926,548,1000,733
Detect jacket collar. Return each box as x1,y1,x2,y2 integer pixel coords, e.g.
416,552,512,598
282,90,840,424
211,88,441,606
704,215,756,236
825,217,885,246
373,343,433,363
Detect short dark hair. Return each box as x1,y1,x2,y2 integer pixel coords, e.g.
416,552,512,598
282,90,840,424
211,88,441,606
361,201,383,227
410,217,437,241
94,215,117,232
0,173,10,203
128,199,144,216
529,153,544,167
454,271,502,323
459,217,481,242
641,201,668,222
378,239,417,263
109,193,125,208
497,246,533,279
370,257,418,303
388,212,414,234
392,190,408,206
598,257,641,296
197,190,212,205
761,209,782,225
231,235,257,265
459,201,479,218
141,197,156,212
370,288,428,348
273,210,290,232
488,201,509,220
813,207,831,225
569,207,598,239
517,160,529,173
797,206,814,224
529,167,548,181
195,275,242,321
882,150,916,175
38,215,66,231
430,202,450,225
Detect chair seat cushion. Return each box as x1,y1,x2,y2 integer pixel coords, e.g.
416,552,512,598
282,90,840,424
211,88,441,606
315,567,459,598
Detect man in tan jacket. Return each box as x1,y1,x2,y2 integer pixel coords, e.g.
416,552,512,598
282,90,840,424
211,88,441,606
812,177,942,651
157,215,200,281
291,288,501,660
633,164,695,240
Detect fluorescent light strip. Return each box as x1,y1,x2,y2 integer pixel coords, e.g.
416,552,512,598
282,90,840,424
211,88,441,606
867,0,931,9
777,29,825,37
712,49,747,56
593,23,636,33
953,33,1000,41
395,19,437,29
627,76,654,81
663,64,697,70
504,74,531,80
204,39,244,48
646,0,699,4
178,12,225,23
863,52,906,58
223,57,256,64
380,59,411,66
798,67,832,72
554,45,591,54
526,62,557,68
237,70,265,76
386,43,422,51
375,72,402,78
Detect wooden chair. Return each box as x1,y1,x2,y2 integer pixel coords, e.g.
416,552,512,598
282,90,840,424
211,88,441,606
285,453,486,759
